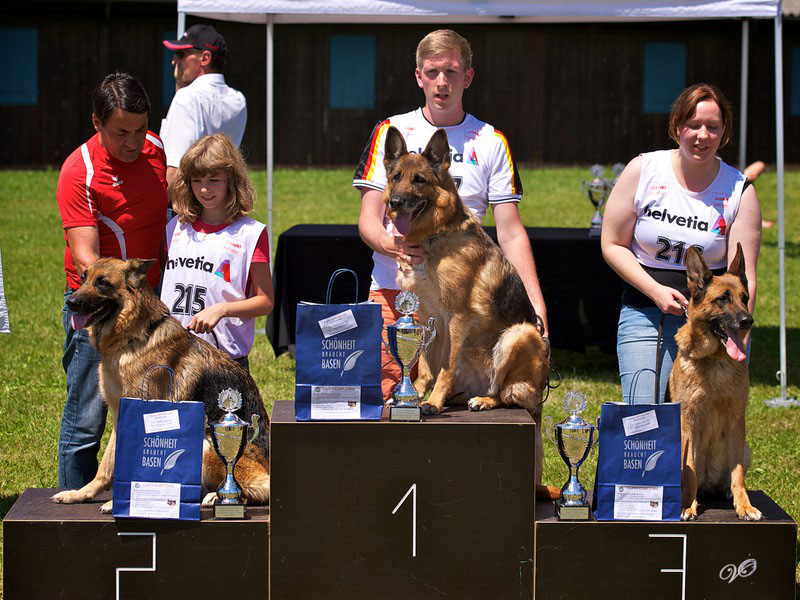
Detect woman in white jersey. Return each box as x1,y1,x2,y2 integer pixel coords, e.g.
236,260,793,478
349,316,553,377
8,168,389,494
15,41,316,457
602,83,761,404
161,133,273,371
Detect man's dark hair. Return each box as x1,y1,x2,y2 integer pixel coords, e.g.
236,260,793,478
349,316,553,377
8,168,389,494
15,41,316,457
209,53,226,72
92,72,151,125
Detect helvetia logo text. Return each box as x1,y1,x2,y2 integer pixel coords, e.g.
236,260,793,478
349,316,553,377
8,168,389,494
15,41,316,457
643,206,709,231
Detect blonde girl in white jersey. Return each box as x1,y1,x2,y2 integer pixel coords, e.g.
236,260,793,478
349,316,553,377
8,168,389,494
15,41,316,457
601,83,761,404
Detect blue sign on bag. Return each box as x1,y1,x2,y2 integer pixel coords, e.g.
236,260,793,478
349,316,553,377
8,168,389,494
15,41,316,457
594,402,682,521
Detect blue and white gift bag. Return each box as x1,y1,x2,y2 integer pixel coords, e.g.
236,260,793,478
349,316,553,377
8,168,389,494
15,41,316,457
594,402,681,521
113,366,204,520
295,269,383,420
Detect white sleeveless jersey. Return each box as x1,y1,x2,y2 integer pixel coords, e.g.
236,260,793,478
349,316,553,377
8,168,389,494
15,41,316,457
631,150,745,271
353,108,522,290
161,216,265,359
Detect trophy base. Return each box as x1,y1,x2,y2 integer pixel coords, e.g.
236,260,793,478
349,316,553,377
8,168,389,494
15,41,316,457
214,502,246,520
557,503,591,521
390,405,422,422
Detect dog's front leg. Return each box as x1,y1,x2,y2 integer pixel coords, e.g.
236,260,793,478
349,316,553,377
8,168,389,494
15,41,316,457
728,419,762,521
414,352,435,399
52,395,118,509
680,430,699,521
420,315,465,414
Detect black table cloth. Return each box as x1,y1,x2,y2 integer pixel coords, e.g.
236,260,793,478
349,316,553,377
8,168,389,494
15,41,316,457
265,224,623,356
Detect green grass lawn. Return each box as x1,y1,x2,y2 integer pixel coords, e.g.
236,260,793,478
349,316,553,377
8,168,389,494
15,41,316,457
0,165,798,595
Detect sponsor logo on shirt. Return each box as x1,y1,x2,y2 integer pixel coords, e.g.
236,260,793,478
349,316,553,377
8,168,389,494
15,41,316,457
112,175,123,188
642,205,709,231
467,148,479,166
165,255,214,273
646,183,668,198
215,260,231,282
713,195,729,208
711,215,727,235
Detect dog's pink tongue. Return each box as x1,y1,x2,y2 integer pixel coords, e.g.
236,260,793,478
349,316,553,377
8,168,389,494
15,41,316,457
725,328,747,362
70,313,90,331
393,213,412,236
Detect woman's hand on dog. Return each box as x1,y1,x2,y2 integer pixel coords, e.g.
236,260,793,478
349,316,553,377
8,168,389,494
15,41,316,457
390,235,424,265
650,284,689,316
188,303,228,333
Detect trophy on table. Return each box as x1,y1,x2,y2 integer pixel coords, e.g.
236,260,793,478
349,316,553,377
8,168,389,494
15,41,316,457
385,290,436,422
209,388,260,519
583,164,610,238
544,390,599,520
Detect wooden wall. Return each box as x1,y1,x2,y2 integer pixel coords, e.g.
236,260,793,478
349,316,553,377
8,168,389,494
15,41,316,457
2,3,798,168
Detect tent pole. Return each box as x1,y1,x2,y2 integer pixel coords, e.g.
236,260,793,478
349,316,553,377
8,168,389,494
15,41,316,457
267,15,274,260
177,11,185,37
739,18,749,171
772,2,793,403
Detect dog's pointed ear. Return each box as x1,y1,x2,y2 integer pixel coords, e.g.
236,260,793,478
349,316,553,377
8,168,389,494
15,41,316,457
685,246,713,303
727,242,748,290
422,129,451,172
126,258,156,289
383,126,407,174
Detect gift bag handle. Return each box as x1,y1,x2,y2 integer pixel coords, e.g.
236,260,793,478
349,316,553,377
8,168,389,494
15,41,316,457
140,364,177,402
326,268,359,305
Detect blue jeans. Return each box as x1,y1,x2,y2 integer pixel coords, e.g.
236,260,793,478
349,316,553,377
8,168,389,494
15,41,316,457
58,290,108,488
617,305,685,405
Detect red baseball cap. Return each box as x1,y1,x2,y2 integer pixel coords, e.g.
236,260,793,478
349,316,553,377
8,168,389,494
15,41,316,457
163,24,226,57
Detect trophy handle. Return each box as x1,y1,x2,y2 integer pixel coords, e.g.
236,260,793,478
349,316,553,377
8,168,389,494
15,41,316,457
423,317,437,353
591,420,600,450
248,414,260,444
543,415,555,445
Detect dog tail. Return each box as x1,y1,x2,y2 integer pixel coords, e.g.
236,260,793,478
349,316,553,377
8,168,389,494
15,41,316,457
489,323,548,410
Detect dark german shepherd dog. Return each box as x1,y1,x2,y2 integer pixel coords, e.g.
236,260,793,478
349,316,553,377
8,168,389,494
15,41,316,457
669,243,761,521
51,258,270,512
383,126,555,498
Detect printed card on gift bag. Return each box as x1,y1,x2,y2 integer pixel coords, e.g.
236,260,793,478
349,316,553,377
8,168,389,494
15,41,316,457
593,402,682,521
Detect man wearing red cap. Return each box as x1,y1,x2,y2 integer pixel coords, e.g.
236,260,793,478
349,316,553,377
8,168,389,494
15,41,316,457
161,24,247,185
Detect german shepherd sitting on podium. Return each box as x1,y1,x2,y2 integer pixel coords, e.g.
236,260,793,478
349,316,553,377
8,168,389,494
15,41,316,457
51,257,270,512
383,126,554,499
668,244,761,521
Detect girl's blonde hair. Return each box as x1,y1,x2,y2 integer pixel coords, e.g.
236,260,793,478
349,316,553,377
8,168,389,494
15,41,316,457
170,133,256,224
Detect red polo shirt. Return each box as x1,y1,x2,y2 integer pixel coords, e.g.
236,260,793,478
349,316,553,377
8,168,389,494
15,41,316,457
57,132,168,290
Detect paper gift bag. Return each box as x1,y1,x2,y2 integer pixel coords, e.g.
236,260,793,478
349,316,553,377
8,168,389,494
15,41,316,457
295,269,382,420
594,402,681,521
113,365,204,520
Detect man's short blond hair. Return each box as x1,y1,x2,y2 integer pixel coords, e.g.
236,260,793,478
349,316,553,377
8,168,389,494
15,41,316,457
415,29,472,71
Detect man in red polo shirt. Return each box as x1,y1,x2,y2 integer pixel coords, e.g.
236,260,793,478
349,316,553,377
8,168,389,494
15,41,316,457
56,73,167,489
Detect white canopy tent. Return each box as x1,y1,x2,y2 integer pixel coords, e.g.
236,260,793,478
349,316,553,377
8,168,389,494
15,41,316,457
175,0,791,402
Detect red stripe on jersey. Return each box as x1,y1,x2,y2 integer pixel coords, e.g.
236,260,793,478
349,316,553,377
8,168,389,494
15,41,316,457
364,120,391,181
494,129,521,195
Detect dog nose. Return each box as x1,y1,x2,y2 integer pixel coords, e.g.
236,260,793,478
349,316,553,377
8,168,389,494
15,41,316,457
389,196,403,211
740,314,754,329
66,296,82,312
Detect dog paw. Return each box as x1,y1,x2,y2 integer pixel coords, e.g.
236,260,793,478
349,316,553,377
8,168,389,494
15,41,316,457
99,500,113,514
681,507,698,521
467,396,498,411
201,492,218,507
51,490,87,504
737,505,763,521
420,401,441,415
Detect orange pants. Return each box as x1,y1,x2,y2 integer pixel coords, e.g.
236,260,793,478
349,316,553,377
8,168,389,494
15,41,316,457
370,288,418,403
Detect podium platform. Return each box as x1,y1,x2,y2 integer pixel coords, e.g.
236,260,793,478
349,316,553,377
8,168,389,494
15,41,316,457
535,491,797,599
270,399,536,600
3,401,797,599
3,488,269,600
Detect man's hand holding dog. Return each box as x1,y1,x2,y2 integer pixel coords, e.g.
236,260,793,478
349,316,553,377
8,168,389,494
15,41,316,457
390,235,424,265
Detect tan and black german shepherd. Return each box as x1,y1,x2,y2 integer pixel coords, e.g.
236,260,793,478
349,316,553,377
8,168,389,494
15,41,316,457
383,126,554,498
669,243,761,521
51,258,270,512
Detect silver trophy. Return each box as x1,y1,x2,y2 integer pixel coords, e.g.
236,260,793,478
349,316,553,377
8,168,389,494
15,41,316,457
582,164,609,238
385,290,436,422
544,390,599,520
209,388,260,519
